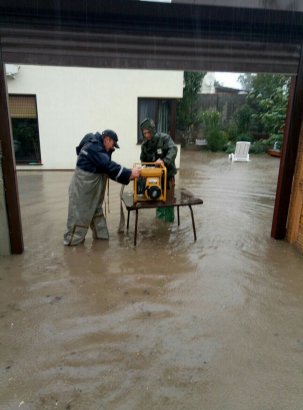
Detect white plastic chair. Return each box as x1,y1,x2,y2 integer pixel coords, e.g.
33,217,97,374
228,141,250,162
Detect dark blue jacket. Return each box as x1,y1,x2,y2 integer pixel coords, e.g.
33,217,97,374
76,132,131,185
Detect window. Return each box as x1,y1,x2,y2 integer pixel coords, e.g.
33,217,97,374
8,95,42,165
137,98,176,143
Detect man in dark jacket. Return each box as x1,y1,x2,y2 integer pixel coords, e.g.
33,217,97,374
140,118,178,222
64,129,140,246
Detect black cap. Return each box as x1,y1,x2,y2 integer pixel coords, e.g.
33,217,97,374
101,129,120,148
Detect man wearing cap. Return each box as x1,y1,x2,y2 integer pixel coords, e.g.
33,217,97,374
64,129,140,246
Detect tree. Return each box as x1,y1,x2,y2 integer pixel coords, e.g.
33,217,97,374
176,71,205,131
247,73,290,135
238,73,254,92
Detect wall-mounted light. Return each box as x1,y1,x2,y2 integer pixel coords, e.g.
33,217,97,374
5,64,20,79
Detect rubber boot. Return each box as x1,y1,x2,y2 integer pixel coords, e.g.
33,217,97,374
156,206,174,222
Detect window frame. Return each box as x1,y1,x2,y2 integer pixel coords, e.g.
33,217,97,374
8,93,42,165
137,97,177,144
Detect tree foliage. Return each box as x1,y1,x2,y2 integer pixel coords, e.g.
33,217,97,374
176,71,205,130
246,73,290,135
200,110,227,151
238,73,254,91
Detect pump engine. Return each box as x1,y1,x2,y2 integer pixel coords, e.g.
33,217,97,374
133,162,167,203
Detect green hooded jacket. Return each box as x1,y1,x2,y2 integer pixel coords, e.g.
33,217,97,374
140,118,178,180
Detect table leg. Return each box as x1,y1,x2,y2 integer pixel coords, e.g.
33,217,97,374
188,205,197,241
127,210,130,231
134,209,139,246
177,206,180,226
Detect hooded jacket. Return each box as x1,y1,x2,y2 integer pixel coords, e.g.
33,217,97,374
140,118,178,180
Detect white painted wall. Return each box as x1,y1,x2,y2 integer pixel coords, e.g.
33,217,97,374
7,65,183,170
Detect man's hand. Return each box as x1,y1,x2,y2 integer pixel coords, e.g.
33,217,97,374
130,167,141,180
155,159,164,166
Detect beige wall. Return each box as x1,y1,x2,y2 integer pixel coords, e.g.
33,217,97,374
7,65,183,170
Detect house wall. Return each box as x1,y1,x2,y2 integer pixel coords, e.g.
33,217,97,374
286,123,303,252
6,66,183,170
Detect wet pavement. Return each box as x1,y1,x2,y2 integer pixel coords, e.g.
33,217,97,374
1,150,303,410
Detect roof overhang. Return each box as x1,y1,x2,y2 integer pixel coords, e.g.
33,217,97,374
172,0,303,12
1,0,303,73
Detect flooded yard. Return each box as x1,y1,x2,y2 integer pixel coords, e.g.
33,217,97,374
1,150,303,410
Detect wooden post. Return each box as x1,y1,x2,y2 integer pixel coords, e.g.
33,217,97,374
0,59,24,254
271,45,303,239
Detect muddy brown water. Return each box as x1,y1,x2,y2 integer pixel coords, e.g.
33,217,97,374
1,151,303,410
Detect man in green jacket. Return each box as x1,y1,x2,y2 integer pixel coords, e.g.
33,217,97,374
140,118,178,222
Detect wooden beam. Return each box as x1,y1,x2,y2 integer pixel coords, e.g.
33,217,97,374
271,45,303,239
0,60,23,254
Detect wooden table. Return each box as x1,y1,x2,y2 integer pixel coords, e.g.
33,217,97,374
121,189,203,246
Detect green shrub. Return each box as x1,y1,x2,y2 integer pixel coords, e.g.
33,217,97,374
207,129,227,152
200,110,227,151
237,133,253,143
249,133,283,153
225,141,236,154
250,139,271,153
234,105,252,134
250,140,265,154
226,120,238,142
267,133,283,149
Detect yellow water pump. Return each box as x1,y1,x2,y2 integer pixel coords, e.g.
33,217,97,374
133,162,167,203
